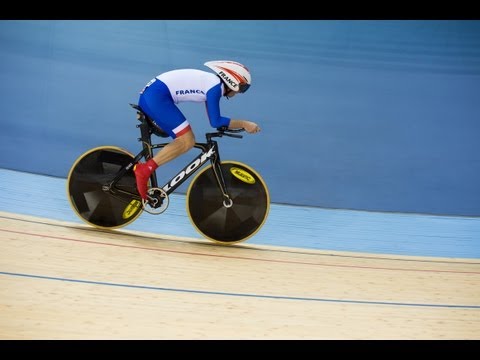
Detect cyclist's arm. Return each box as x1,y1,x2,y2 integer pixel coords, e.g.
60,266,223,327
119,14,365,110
205,84,260,133
229,119,261,133
205,84,230,128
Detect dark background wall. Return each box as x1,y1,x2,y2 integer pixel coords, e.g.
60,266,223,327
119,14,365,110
1,20,479,216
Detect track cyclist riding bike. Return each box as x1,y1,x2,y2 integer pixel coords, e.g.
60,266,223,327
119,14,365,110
134,60,261,201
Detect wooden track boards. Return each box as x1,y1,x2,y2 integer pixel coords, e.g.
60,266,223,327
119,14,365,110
1,211,479,339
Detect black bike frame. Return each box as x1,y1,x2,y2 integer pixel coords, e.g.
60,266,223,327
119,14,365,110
105,114,233,203
147,140,229,197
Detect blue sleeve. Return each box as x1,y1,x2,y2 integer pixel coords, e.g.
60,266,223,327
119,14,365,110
205,83,231,128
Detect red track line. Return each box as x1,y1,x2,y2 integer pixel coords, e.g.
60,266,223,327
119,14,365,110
1,228,479,275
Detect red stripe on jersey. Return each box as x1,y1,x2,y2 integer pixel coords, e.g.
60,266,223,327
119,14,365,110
176,124,192,138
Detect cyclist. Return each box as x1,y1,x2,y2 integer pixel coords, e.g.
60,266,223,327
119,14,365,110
133,60,261,200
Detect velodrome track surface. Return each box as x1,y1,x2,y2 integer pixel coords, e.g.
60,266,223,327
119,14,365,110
0,169,479,339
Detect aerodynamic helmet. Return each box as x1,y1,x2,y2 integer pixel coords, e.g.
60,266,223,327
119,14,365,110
204,60,251,93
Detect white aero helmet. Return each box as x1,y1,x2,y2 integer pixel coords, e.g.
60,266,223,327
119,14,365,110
204,60,251,93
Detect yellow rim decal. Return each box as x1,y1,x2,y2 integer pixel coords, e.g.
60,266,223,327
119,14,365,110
122,200,142,219
230,167,256,184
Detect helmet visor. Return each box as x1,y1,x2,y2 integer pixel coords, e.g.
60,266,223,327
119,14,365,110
238,83,250,93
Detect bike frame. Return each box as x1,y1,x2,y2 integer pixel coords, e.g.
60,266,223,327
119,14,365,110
103,110,237,205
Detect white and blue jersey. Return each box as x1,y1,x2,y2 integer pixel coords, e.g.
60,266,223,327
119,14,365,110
138,69,231,139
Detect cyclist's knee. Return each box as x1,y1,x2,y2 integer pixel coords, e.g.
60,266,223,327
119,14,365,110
176,130,195,152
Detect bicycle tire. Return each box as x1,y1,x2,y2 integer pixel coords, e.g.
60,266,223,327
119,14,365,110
67,146,143,229
186,161,270,244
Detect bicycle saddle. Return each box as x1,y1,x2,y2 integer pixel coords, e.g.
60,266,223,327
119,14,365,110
130,103,169,138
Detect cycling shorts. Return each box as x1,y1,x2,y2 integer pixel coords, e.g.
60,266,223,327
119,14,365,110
138,79,191,139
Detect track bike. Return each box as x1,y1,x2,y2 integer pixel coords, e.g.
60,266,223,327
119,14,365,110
66,104,270,244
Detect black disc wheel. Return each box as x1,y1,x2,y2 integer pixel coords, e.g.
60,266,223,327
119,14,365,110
67,146,143,229
187,161,269,244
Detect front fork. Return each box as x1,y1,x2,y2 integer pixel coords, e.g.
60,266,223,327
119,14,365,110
210,152,233,208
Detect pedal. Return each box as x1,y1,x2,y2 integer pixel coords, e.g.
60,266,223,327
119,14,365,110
142,187,169,214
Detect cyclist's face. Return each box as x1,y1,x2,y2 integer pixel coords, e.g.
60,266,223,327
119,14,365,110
225,89,238,98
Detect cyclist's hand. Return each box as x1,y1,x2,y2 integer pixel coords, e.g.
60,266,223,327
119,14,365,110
243,121,261,134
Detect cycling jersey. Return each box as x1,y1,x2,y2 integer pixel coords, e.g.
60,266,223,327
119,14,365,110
138,69,231,139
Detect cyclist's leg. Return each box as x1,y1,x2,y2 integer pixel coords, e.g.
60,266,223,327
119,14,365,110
135,80,195,199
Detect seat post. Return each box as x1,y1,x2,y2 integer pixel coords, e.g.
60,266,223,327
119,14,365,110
136,111,154,160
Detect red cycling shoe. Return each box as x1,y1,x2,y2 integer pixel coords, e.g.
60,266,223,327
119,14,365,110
133,159,158,200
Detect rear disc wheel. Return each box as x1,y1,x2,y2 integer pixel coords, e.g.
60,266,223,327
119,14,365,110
67,146,143,229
